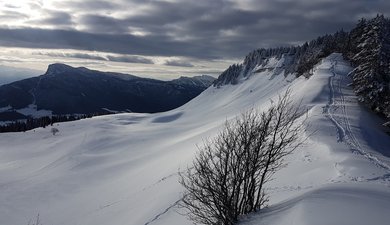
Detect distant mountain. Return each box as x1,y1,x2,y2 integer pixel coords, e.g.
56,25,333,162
0,64,214,121
214,15,390,120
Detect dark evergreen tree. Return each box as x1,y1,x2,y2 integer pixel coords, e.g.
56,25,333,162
347,15,390,116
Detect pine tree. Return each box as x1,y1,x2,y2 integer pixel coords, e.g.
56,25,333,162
350,15,390,115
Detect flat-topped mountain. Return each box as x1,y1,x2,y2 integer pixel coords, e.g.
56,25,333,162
0,64,214,121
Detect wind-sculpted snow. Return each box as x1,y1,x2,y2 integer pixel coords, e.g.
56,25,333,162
0,54,389,225
241,184,390,225
152,112,184,123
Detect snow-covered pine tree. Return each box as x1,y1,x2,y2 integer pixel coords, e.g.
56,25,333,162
349,15,390,116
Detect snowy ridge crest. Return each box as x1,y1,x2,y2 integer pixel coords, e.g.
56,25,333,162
213,28,352,87
214,15,390,122
213,48,295,86
213,47,315,87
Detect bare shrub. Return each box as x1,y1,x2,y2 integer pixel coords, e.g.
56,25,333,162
50,127,59,136
179,90,307,225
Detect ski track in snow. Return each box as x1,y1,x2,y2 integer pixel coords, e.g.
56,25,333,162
142,172,178,191
324,65,346,143
325,57,390,174
143,199,182,225
29,75,43,105
53,172,180,225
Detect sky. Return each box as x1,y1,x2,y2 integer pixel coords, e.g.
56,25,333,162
0,0,389,80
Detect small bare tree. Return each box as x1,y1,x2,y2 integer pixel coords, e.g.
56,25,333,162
50,127,59,136
179,90,307,225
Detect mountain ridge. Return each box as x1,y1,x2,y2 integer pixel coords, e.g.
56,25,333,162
0,64,215,122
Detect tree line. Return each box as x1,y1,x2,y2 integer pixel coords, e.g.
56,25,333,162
0,112,112,133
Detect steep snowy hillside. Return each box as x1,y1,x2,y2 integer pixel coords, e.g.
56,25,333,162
0,54,389,225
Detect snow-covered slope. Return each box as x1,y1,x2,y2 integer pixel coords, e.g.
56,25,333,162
0,54,389,225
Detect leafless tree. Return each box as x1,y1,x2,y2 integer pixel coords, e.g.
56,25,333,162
179,90,307,225
50,127,59,136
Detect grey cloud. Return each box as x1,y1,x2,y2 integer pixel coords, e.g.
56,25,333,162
35,52,106,61
165,60,194,67
28,2,44,10
79,15,128,33
125,1,213,26
186,9,263,32
70,53,106,61
38,11,74,26
0,28,219,59
34,51,154,64
0,58,23,63
0,10,29,20
106,55,154,64
55,0,120,11
0,0,389,60
3,4,21,9
121,0,389,56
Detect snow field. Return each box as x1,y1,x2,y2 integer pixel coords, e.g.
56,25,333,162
0,53,389,225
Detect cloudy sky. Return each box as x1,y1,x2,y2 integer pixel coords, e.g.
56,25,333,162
0,0,389,80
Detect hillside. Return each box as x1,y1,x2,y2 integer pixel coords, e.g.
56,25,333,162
0,53,389,225
214,15,390,122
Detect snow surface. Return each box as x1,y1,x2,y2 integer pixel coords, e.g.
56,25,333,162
0,105,11,113
0,53,389,225
16,104,52,118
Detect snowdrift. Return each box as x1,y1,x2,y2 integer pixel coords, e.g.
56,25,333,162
0,53,389,225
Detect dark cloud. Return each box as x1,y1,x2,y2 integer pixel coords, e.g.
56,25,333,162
0,0,389,60
0,28,219,58
79,15,128,33
106,55,154,64
37,11,74,26
165,60,194,68
70,53,106,61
